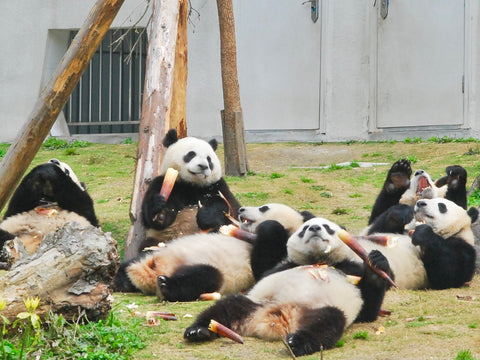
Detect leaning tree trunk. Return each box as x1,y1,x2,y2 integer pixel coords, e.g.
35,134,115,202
0,0,125,213
216,0,248,176
124,0,188,260
0,223,118,326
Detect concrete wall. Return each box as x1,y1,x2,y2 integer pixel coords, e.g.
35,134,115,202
1,0,479,144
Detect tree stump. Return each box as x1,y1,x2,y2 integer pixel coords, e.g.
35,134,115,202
0,222,119,325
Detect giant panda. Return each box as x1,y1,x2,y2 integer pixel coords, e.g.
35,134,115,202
0,159,98,264
368,159,468,225
283,198,477,290
113,203,313,300
137,129,241,255
184,249,393,357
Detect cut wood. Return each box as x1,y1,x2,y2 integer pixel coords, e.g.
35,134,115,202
0,222,119,325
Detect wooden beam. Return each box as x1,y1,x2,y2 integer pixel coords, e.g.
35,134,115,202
124,0,188,260
0,0,126,212
216,0,248,176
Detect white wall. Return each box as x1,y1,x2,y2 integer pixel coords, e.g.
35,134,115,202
1,0,479,143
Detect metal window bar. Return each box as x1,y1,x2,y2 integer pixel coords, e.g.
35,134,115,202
63,29,146,135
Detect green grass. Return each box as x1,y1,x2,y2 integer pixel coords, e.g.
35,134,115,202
1,139,480,359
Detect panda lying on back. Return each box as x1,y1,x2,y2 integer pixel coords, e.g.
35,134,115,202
0,159,98,264
184,247,392,357
283,198,477,290
137,129,241,254
113,203,314,299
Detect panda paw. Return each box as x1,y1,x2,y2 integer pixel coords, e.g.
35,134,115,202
196,195,230,231
446,165,467,189
184,325,215,342
286,332,318,357
385,159,412,193
149,194,170,226
367,250,391,274
411,224,436,246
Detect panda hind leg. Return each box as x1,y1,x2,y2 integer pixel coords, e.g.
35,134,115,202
286,306,346,357
157,264,223,301
184,294,259,342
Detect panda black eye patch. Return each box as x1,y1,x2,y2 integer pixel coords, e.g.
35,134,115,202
323,224,335,235
438,202,448,214
183,151,196,163
297,225,309,239
259,205,269,213
207,156,214,170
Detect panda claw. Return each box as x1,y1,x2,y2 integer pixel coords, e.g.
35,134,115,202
157,275,168,288
184,326,213,342
286,333,315,357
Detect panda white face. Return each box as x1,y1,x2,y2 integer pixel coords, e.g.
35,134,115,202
48,159,86,191
160,137,222,185
287,217,345,265
414,198,471,238
237,203,304,235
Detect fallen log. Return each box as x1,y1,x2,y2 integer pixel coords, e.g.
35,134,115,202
0,222,119,325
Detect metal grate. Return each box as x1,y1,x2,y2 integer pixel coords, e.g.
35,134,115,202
63,29,147,135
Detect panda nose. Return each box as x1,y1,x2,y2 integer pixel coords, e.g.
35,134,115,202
414,170,425,176
308,224,321,232
416,200,427,207
198,164,208,171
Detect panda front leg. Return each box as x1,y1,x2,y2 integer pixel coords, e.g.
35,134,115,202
184,294,259,342
286,306,346,357
356,250,393,322
141,176,182,230
412,224,476,289
369,159,412,225
250,220,290,280
157,264,224,301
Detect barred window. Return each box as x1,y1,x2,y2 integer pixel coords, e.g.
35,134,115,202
63,29,147,135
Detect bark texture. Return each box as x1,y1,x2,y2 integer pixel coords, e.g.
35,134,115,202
0,222,119,325
125,0,188,260
217,0,248,176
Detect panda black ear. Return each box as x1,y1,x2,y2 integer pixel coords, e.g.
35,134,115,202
467,207,479,224
300,210,315,222
208,138,218,151
163,129,179,148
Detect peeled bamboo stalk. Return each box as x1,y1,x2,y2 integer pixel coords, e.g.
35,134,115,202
337,229,397,288
160,168,179,201
219,225,257,244
208,319,244,344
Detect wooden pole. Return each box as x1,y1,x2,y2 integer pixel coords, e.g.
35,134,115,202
216,0,248,176
124,0,188,260
0,0,126,212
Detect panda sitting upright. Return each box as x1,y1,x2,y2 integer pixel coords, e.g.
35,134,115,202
0,159,98,264
137,129,241,254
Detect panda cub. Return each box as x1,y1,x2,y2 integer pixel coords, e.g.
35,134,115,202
0,159,98,264
137,129,241,254
368,159,468,226
286,198,477,290
113,203,312,300
184,249,392,357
